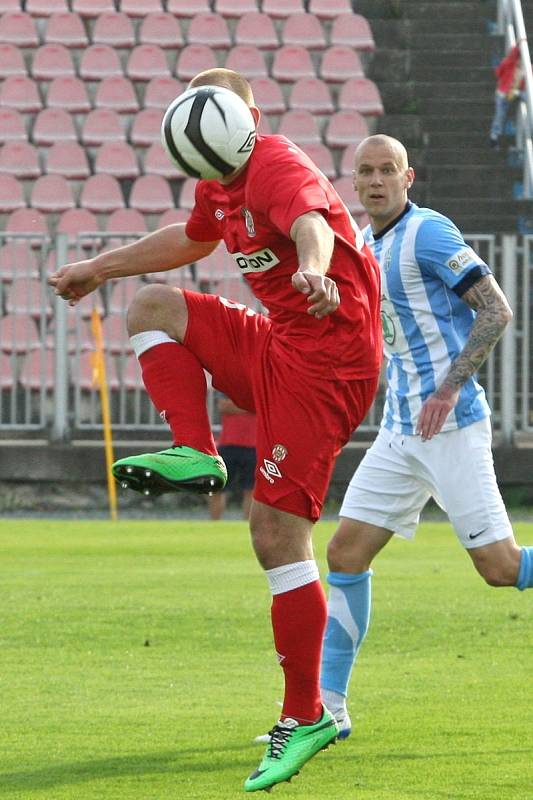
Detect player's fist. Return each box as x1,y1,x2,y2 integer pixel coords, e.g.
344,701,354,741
48,259,103,306
292,270,340,319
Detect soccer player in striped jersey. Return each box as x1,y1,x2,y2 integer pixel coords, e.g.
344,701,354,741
320,134,533,738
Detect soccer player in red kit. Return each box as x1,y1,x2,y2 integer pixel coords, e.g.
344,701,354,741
49,69,382,792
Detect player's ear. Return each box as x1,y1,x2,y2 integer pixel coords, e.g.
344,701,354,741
250,106,260,129
405,167,415,190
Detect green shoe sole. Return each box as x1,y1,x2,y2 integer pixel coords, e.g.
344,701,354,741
112,447,227,497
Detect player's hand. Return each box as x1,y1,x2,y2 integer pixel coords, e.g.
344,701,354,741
292,270,340,319
48,259,103,306
416,385,460,441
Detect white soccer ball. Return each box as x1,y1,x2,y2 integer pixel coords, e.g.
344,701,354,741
161,85,256,180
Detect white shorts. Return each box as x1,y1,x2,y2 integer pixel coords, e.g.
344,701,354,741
339,417,513,549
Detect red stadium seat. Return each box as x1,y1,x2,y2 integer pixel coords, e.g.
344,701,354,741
178,177,197,210
139,12,183,48
195,242,229,281
0,108,27,143
94,76,139,113
0,174,25,213
129,174,174,213
0,141,40,177
339,145,357,177
0,11,39,46
157,207,189,227
121,353,145,389
324,109,369,148
272,46,315,82
45,140,90,178
46,75,91,113
94,141,140,178
309,0,353,18
338,77,384,116
0,0,21,11
143,141,180,178
277,109,321,145
249,77,285,114
19,349,56,391
0,354,14,390
120,0,164,16
281,13,326,49
330,13,375,51
0,314,40,353
32,44,76,81
187,12,231,48
32,108,77,145
72,0,114,17
92,12,135,48
106,207,147,235
225,45,267,80
102,313,133,353
126,44,170,81
56,208,100,244
332,176,365,216
234,12,278,49
320,46,364,83
0,76,42,113
130,108,164,147
256,113,273,135
288,77,333,114
80,174,125,213
143,76,183,109
300,142,336,179
262,0,304,17
5,277,51,318
5,208,48,238
0,43,27,78
81,108,125,145
176,45,217,81
44,12,88,47
0,240,39,281
107,276,144,313
30,174,75,213
27,0,69,14
80,44,124,80
167,0,210,16
214,0,259,17
72,351,120,392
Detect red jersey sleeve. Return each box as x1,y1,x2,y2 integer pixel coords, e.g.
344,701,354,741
185,181,222,242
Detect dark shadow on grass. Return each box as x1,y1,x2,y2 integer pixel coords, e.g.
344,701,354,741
0,744,252,793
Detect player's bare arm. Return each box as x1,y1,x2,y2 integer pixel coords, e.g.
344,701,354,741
49,224,219,305
289,211,339,319
417,274,513,440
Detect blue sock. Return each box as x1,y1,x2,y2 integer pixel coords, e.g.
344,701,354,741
516,547,533,590
320,570,372,696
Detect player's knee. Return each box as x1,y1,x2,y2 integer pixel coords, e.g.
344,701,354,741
127,284,186,336
326,535,349,572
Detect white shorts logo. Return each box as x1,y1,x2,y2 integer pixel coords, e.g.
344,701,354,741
260,459,283,484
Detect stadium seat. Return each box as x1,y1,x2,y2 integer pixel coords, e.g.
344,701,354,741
282,13,326,49
101,313,132,353
320,46,365,82
272,46,315,82
45,140,90,178
0,76,42,113
338,77,384,116
262,0,304,17
178,177,197,210
0,141,40,178
80,44,124,80
119,0,164,16
30,174,75,213
324,109,369,148
5,277,51,318
187,12,231,48
94,76,139,113
167,0,210,16
26,0,69,14
0,314,40,353
218,275,257,308
5,208,48,238
46,75,91,113
32,108,77,145
214,0,259,17
330,13,375,51
0,174,25,213
234,12,278,49
139,12,183,48
157,207,189,227
0,43,27,78
72,0,115,18
194,242,229,281
0,0,21,12
143,76,183,109
81,108,125,145
300,142,336,179
288,77,333,114
0,11,39,47
56,208,100,244
92,11,135,48
332,176,365,216
107,276,143,314
19,349,56,391
43,12,88,48
277,109,321,145
94,141,140,178
225,46,267,80
80,174,125,212
0,108,27,143
129,174,174,213
143,141,179,178
121,353,144,389
309,0,353,18
249,77,285,114
176,45,217,81
106,207,147,235
72,350,120,392
256,113,273,135
0,240,39,282
130,108,164,147
0,353,14,390
339,145,357,177
31,44,76,81
126,44,170,81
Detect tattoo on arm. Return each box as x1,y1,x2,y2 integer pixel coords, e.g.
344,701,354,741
440,275,513,393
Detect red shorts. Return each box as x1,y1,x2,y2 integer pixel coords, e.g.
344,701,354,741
184,291,377,522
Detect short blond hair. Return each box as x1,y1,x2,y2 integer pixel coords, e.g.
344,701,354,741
188,68,255,107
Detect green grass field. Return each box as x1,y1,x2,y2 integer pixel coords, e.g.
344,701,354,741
0,519,532,800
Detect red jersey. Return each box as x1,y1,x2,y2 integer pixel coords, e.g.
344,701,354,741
185,134,382,380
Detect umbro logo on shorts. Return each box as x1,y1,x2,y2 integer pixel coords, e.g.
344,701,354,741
260,459,282,484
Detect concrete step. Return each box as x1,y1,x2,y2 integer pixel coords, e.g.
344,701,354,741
410,48,500,68
376,114,426,147
425,147,510,166
407,17,489,35
414,81,494,100
407,33,494,50
410,65,494,82
423,113,494,132
397,0,494,15
367,50,410,82
428,130,500,149
426,166,516,196
421,97,493,116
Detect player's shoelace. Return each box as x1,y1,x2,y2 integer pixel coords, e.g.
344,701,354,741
267,724,294,759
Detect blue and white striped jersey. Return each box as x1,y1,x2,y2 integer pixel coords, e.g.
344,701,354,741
364,202,492,434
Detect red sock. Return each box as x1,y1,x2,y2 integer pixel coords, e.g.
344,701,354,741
139,342,217,454
271,580,326,725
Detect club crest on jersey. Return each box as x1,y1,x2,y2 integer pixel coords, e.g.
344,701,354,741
272,444,288,462
241,207,256,237
231,247,280,274
381,310,396,345
260,459,283,484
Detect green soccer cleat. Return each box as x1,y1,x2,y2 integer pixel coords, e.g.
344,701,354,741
244,706,338,793
112,446,227,497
